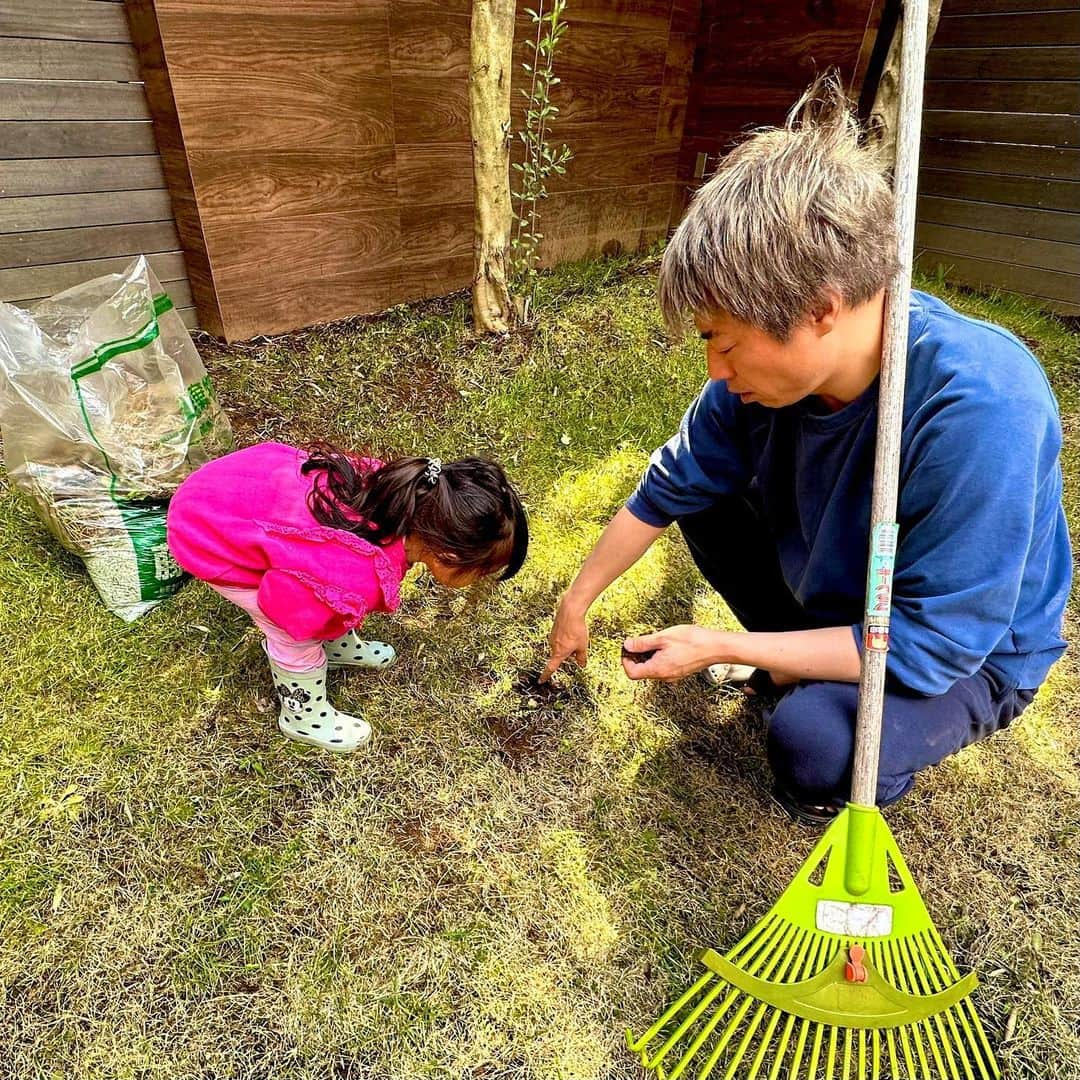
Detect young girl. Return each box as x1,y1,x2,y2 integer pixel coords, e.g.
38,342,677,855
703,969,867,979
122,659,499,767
167,441,528,753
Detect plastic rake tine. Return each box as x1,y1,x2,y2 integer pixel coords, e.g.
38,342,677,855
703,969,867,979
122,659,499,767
629,918,784,1057
638,918,791,1071
747,931,818,1079
658,921,800,1076
704,928,812,1080
919,931,989,1080
720,930,824,1079
903,936,969,1080
765,934,829,1080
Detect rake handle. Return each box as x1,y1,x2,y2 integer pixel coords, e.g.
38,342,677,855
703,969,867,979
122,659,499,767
849,0,930,809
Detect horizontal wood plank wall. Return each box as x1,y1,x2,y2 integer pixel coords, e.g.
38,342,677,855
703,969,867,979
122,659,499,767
518,0,702,267
916,2,1080,315
127,0,709,339
127,0,885,339
0,0,198,328
675,0,883,222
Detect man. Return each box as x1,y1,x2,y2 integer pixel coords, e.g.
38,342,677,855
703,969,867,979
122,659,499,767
542,78,1071,822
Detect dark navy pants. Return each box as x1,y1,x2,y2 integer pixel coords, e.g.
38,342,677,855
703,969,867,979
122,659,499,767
677,497,1036,806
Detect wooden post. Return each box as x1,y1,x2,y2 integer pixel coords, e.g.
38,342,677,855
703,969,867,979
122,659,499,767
869,0,942,168
469,0,517,334
124,0,225,337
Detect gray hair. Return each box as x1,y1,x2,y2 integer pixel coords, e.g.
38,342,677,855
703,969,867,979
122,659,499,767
658,73,898,340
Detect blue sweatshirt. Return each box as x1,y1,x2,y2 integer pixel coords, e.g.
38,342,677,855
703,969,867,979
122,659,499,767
627,291,1071,695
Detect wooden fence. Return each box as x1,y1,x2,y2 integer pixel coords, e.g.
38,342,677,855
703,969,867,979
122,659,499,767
678,0,883,221
125,0,881,341
0,0,197,326
20,3,1064,338
915,0,1080,315
124,0,722,341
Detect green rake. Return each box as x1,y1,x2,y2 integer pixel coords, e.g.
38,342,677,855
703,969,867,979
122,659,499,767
627,2,1002,1076
625,805,1000,1079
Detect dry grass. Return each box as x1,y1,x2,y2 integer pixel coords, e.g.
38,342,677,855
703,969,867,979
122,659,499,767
1,255,1077,1079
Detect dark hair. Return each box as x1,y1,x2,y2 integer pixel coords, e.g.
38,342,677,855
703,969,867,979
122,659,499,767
301,443,528,580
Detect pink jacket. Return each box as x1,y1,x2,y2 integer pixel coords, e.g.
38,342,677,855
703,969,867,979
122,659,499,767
166,442,409,641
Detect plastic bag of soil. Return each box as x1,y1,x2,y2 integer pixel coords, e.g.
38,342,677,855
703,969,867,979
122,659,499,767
0,255,233,620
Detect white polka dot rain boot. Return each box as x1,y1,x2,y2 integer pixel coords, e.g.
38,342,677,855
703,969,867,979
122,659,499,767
266,656,371,753
323,631,397,670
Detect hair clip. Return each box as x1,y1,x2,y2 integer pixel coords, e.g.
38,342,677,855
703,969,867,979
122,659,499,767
423,458,442,485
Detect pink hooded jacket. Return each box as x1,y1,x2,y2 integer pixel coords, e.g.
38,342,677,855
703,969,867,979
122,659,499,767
166,442,409,641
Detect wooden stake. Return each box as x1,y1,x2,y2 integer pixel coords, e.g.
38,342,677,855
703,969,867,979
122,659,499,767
469,0,517,334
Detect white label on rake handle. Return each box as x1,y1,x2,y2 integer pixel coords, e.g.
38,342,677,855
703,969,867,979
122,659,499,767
816,900,893,937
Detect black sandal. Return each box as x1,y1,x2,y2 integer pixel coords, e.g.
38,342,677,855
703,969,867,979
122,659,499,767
770,784,844,826
746,667,784,699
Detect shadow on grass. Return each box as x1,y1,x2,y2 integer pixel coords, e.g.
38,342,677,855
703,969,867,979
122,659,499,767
644,679,771,790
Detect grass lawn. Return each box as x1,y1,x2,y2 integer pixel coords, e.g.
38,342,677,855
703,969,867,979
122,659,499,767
1,254,1078,1079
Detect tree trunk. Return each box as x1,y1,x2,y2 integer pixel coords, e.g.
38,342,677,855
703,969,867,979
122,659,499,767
869,0,942,168
469,0,517,334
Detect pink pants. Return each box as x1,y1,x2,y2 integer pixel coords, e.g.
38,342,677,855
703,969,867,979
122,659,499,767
210,583,327,673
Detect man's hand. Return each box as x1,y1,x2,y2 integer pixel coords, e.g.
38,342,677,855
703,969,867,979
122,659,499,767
620,624,725,681
622,625,862,685
541,595,590,682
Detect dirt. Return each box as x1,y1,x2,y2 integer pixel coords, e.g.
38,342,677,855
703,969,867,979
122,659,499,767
482,710,556,768
198,314,462,450
249,804,292,846
511,668,575,706
482,668,583,769
387,815,456,855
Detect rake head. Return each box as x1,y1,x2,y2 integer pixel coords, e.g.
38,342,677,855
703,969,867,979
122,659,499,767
627,806,1001,1080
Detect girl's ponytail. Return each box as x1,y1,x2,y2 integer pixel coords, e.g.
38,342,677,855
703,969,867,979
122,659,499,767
302,444,427,545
